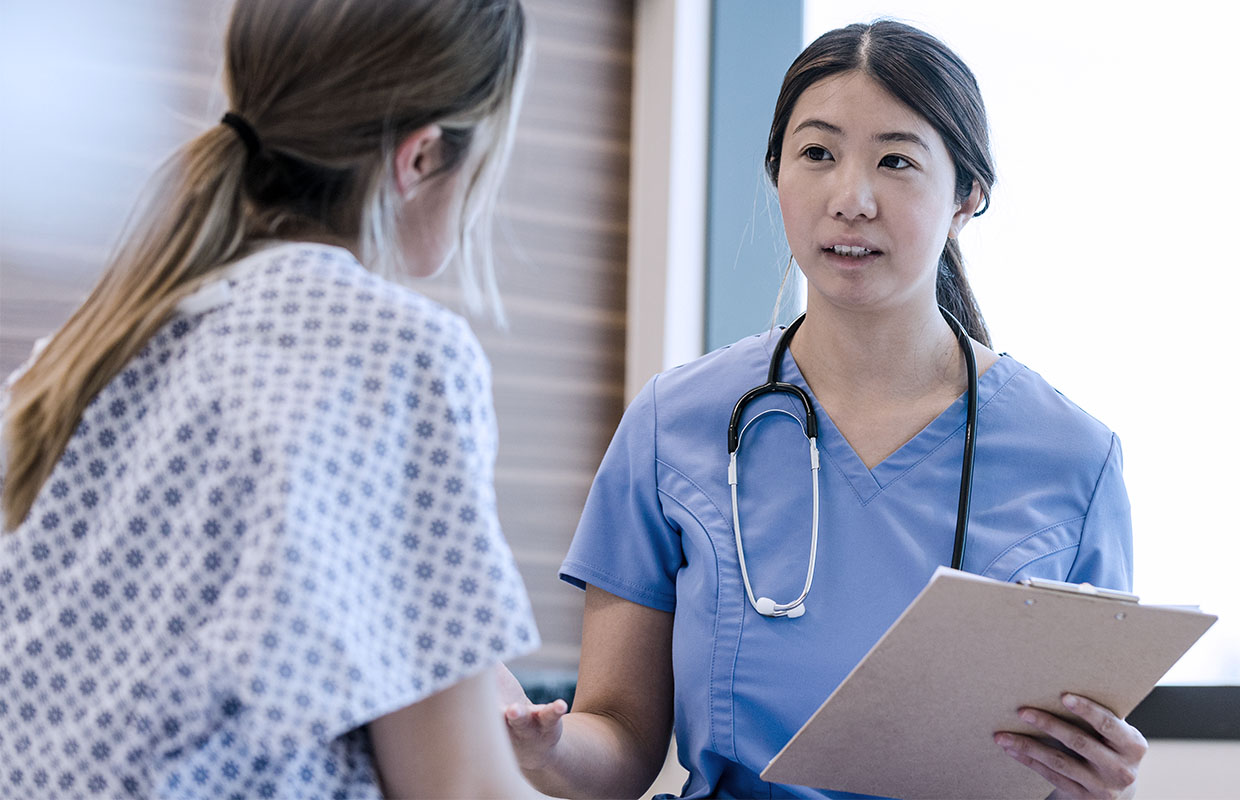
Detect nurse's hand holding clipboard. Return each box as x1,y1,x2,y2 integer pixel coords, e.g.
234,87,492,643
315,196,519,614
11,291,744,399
996,693,1147,799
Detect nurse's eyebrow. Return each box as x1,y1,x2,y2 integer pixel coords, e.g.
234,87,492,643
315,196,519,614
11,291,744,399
791,119,842,136
874,131,930,151
791,120,930,152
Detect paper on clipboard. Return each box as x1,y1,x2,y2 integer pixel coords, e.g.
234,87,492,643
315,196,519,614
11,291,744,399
760,567,1216,799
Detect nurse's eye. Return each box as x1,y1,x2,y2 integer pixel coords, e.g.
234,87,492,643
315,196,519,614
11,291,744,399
802,146,833,162
879,154,912,169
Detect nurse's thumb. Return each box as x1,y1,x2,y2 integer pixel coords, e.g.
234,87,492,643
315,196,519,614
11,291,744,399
534,698,568,728
504,702,535,728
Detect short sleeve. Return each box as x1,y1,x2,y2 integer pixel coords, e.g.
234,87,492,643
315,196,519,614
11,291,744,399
1066,433,1134,592
559,375,682,612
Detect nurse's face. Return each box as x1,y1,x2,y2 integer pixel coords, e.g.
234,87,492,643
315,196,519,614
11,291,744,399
777,71,976,316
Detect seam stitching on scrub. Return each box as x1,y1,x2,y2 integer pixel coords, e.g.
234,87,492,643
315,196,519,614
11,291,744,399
770,329,876,505
1063,432,1122,581
824,439,869,505
654,458,735,758
981,515,1087,576
653,371,731,759
1004,542,1081,582
561,560,676,609
861,360,1027,504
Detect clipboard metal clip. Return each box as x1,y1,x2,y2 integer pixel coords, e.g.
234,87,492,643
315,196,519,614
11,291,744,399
1019,577,1139,604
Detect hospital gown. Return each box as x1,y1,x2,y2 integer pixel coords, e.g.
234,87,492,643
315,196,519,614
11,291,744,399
0,242,538,799
561,327,1132,799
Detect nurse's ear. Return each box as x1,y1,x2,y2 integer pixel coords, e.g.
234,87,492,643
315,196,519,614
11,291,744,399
948,181,985,240
393,124,445,200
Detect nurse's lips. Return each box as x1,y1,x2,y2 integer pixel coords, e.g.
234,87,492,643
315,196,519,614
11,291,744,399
822,239,883,261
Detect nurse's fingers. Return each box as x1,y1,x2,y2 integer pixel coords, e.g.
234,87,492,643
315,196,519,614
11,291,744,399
994,695,1144,799
1016,704,1135,783
1058,693,1148,759
504,699,567,735
503,699,567,773
995,730,1099,796
532,698,568,728
996,738,1092,798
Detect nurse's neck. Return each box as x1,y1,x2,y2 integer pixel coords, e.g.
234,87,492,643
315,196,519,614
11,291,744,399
789,301,995,468
789,301,973,408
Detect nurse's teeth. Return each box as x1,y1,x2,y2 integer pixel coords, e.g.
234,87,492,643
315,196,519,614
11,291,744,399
830,245,873,256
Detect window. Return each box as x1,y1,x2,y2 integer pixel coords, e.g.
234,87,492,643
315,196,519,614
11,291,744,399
802,0,1239,687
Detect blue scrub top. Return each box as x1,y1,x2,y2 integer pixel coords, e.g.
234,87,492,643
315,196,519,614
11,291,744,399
560,329,1133,799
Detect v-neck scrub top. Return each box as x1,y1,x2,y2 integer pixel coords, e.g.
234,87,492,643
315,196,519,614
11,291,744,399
559,328,1133,799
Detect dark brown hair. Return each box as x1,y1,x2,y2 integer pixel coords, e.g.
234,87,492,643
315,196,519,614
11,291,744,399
766,20,995,345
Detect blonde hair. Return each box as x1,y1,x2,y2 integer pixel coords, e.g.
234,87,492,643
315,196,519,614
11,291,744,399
3,0,527,531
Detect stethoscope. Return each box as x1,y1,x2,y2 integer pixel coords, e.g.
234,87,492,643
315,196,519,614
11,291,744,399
727,308,978,618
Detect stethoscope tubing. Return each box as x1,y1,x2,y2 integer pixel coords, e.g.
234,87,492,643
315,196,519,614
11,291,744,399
948,310,978,571
728,308,978,619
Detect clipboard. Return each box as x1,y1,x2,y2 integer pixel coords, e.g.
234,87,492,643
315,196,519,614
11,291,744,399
760,567,1216,799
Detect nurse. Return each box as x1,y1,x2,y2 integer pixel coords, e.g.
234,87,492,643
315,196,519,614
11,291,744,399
502,19,1146,800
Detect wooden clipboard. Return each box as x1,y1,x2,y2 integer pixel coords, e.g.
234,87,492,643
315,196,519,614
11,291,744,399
760,567,1216,799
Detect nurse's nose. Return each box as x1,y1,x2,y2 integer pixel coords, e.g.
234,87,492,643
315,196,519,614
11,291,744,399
828,164,877,221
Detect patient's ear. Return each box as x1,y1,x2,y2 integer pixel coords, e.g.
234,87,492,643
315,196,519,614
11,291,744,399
393,124,444,199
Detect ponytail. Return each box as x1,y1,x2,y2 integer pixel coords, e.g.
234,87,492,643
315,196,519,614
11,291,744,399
2,126,250,531
937,237,991,349
3,0,528,532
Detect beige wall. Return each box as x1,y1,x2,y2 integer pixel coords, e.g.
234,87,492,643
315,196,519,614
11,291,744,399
1137,741,1240,799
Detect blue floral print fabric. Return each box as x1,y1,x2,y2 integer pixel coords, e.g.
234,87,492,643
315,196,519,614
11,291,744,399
0,242,538,798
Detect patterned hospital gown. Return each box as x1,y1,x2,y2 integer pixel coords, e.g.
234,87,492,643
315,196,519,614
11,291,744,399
0,242,539,798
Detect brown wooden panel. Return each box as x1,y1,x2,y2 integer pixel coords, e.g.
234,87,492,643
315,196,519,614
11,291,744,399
466,0,633,670
0,0,633,673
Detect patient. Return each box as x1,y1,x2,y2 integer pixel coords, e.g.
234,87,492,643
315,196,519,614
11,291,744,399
0,1,547,797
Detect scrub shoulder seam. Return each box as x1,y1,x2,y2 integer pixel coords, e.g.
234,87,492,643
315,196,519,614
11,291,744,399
654,458,732,532
653,459,734,760
1003,542,1081,582
559,560,676,612
981,515,1088,576
1063,432,1125,580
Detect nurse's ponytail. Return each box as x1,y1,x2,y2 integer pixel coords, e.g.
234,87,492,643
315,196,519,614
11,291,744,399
766,19,995,348
939,234,988,347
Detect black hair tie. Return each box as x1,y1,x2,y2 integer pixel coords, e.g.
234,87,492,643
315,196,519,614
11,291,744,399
221,112,262,157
